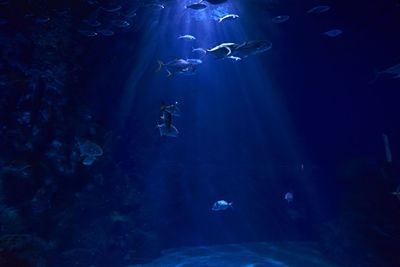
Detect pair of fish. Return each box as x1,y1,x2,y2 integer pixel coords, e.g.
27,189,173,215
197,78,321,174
193,40,272,60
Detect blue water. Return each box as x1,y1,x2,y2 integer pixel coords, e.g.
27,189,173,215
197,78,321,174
0,0,400,266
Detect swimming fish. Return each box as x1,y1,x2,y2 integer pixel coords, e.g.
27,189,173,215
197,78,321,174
185,1,207,10
155,58,196,77
323,29,342,37
186,58,203,65
307,5,330,14
77,139,103,165
178,34,196,40
232,40,272,59
218,14,239,23
392,185,400,200
78,30,98,37
98,28,114,36
284,192,293,203
212,200,233,211
224,55,241,61
112,20,130,28
161,101,182,117
193,43,238,59
271,15,290,23
156,122,179,137
369,62,400,84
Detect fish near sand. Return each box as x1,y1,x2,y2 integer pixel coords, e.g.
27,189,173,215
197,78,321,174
155,58,196,77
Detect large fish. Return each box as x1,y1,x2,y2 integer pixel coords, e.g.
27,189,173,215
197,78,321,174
232,40,272,58
192,42,238,59
155,58,196,77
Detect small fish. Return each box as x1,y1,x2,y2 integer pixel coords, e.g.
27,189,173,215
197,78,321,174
156,122,179,137
185,2,207,10
101,5,122,12
186,58,203,65
35,16,51,23
178,34,196,40
307,5,330,14
218,14,239,23
212,200,233,211
112,20,130,28
155,58,196,77
98,28,114,36
224,55,241,61
370,63,400,84
161,101,182,117
271,15,290,23
78,30,98,37
284,192,293,203
323,29,342,37
392,185,400,200
0,18,8,24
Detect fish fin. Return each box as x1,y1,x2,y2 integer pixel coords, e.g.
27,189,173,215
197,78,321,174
218,18,223,23
226,47,232,56
166,71,173,77
368,69,381,84
155,59,163,72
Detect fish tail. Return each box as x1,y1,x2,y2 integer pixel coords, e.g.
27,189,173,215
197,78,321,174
155,59,163,72
192,47,207,58
229,202,233,210
368,69,381,85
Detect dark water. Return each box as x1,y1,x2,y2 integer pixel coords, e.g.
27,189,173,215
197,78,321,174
0,0,400,266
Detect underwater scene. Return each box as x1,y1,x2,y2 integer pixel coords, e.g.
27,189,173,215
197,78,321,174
1,0,400,266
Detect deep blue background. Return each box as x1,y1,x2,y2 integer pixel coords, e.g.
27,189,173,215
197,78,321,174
74,0,400,250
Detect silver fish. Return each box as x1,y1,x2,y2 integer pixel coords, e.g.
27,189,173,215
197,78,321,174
178,34,196,40
232,40,272,58
155,58,196,77
218,14,239,23
212,200,233,211
193,43,238,59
